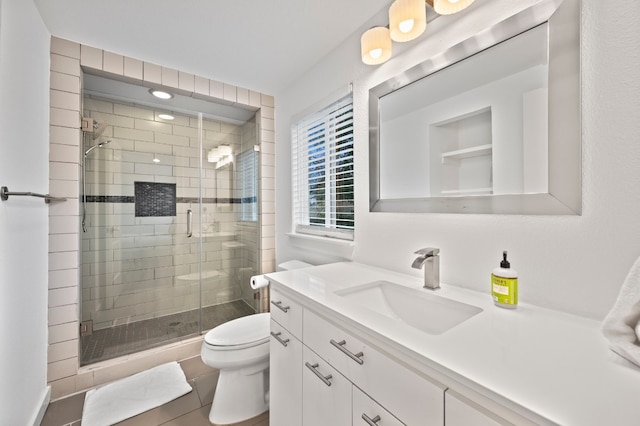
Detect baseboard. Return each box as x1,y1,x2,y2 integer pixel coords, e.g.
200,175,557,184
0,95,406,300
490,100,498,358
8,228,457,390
31,385,51,426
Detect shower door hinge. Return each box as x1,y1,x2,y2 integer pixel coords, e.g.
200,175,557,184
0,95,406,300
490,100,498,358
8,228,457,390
80,320,93,337
81,117,94,132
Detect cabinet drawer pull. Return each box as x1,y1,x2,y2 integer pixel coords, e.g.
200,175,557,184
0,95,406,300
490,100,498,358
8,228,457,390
362,414,382,425
271,300,290,313
270,331,290,347
305,362,332,386
330,339,364,365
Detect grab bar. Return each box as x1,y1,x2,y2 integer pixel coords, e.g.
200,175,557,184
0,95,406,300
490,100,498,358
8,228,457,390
1,186,67,204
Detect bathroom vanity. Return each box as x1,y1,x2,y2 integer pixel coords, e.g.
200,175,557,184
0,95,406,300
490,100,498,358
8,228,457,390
268,262,640,425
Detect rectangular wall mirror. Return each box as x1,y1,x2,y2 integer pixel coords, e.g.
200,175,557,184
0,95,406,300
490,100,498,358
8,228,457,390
369,0,581,214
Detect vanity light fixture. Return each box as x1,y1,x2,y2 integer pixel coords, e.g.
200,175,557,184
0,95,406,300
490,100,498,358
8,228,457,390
361,0,474,65
389,0,427,42
361,26,393,65
158,113,174,120
433,0,475,15
149,89,174,100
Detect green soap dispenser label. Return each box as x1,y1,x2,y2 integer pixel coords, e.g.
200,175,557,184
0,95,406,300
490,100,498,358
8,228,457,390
491,274,518,305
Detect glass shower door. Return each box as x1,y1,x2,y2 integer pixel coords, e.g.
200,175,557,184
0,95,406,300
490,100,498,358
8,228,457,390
80,97,203,365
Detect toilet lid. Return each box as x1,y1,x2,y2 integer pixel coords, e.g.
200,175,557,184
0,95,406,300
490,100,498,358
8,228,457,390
204,313,270,347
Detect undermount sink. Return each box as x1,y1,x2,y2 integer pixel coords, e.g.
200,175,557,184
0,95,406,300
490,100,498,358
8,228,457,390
335,280,482,335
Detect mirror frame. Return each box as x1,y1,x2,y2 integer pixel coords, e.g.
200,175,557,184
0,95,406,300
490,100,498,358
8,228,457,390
369,0,581,215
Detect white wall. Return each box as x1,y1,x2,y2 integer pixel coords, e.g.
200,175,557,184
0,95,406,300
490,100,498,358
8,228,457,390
275,0,640,320
0,0,51,423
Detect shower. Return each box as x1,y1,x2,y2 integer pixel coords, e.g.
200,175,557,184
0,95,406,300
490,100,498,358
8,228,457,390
82,120,110,233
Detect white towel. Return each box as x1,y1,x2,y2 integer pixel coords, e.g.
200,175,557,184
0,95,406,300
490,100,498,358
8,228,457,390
602,255,640,367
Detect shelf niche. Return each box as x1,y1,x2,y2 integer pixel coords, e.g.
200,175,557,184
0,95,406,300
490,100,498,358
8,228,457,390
429,107,493,197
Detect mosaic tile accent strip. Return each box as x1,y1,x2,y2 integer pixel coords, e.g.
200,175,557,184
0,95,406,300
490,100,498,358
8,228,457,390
83,196,257,204
134,181,177,217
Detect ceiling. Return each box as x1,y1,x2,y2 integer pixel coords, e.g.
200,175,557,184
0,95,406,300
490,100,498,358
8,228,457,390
34,0,391,95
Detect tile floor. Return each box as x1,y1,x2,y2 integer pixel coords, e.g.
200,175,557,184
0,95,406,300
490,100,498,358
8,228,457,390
81,300,256,365
41,356,269,426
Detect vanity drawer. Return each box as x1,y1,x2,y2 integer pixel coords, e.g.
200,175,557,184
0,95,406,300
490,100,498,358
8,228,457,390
303,309,445,425
353,386,405,426
270,288,303,339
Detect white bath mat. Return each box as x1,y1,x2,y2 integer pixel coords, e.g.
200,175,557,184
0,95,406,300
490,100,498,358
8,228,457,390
81,361,192,426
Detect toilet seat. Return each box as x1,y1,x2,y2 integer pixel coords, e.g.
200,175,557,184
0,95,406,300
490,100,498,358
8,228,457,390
204,312,270,350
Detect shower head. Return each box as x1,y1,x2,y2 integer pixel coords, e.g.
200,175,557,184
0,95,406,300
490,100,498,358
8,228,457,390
91,121,108,140
84,139,111,157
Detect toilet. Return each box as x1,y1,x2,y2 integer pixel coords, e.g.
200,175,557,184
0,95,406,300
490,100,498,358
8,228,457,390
201,312,271,425
201,260,312,425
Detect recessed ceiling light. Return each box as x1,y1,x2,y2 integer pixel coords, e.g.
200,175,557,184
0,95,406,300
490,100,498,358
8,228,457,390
153,158,161,163
149,89,173,100
158,113,174,120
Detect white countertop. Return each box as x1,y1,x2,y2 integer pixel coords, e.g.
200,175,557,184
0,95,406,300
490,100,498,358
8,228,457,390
266,262,640,426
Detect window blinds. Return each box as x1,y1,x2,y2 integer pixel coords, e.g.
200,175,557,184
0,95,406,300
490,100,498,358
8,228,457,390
292,95,354,240
237,148,258,222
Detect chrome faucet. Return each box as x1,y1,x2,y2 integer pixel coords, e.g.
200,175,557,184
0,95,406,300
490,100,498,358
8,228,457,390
412,248,440,290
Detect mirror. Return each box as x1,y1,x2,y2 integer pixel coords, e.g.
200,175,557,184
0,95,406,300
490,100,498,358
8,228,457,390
369,0,581,214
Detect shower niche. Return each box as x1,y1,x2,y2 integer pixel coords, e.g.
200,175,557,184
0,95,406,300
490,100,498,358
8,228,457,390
80,73,261,365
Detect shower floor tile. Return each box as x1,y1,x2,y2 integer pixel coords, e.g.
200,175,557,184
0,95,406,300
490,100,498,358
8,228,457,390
81,299,256,365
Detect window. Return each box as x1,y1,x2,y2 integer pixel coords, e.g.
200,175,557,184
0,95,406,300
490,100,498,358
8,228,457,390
292,95,354,240
237,148,258,222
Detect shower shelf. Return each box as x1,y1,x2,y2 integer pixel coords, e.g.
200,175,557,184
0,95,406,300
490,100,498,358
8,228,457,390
1,186,67,204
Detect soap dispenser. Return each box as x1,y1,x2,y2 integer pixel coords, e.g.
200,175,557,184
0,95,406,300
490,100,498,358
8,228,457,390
491,251,518,309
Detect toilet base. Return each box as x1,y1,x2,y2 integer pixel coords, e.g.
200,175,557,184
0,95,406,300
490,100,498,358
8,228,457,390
208,365,270,425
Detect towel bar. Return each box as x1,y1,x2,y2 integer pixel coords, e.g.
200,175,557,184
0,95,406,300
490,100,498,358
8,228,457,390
1,186,67,204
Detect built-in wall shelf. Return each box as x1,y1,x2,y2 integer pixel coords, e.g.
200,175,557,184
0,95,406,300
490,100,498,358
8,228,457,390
440,187,493,196
222,241,245,249
441,144,493,164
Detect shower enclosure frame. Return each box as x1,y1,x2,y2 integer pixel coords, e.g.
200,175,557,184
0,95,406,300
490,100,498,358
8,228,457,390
46,36,276,400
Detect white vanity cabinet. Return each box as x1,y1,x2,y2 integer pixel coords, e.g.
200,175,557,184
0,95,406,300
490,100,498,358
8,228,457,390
302,345,352,426
270,287,446,426
269,289,304,426
304,309,446,426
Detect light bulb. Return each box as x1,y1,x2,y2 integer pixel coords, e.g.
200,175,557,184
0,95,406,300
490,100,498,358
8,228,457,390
399,19,415,33
369,48,383,59
149,89,173,99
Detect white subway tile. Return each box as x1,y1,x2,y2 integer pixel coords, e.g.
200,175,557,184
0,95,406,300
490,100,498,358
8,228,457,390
80,45,103,69
49,199,80,217
49,233,79,253
51,37,80,59
134,162,173,176
49,268,79,290
124,57,143,81
249,91,261,107
261,106,274,119
48,322,78,344
161,67,179,88
113,127,154,142
51,89,80,111
90,111,134,128
237,87,249,105
47,357,78,382
143,62,162,84
223,84,237,103
50,251,79,271
50,162,80,181
48,340,79,363
84,97,114,114
155,132,189,146
50,215,79,235
261,129,275,143
210,80,224,99
51,54,80,76
262,201,275,214
172,125,198,138
194,76,209,96
50,126,80,147
103,51,124,75
51,107,79,128
113,103,155,120
50,143,79,163
48,304,78,326
261,94,275,107
134,140,173,155
261,153,275,167
51,71,80,93
178,72,195,92
261,117,274,131
49,287,78,307
134,118,172,134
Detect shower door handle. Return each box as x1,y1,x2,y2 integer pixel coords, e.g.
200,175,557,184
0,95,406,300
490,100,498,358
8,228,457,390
187,209,193,238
